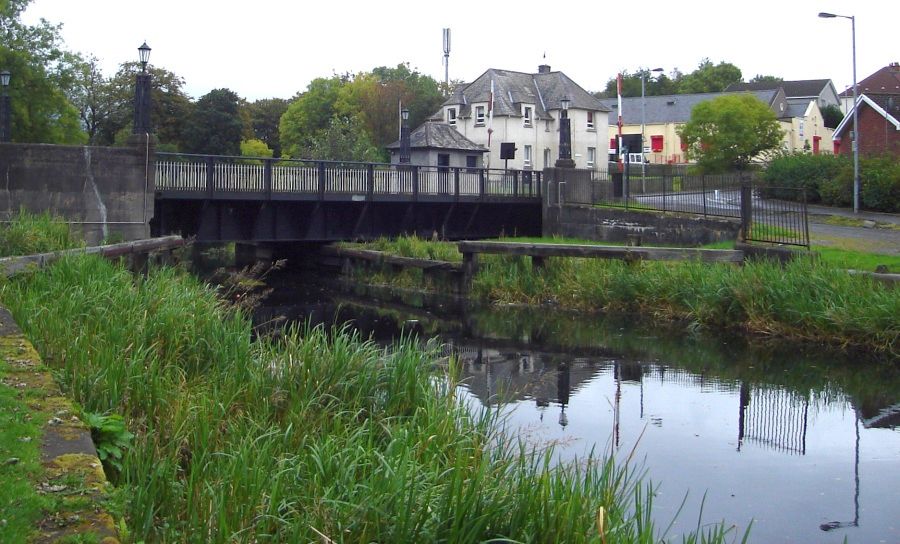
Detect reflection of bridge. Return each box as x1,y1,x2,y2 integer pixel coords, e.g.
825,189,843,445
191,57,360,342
153,153,543,242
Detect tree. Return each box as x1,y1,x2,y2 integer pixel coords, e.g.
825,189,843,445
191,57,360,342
820,104,844,129
749,74,783,84
279,76,344,158
0,0,86,143
182,88,244,156
678,94,784,172
677,59,743,94
597,69,679,98
240,138,273,159
244,98,289,156
307,117,381,162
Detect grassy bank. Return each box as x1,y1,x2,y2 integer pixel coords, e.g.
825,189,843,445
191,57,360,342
344,237,899,356
0,255,741,542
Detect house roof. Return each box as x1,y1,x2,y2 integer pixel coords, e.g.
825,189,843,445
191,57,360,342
725,79,833,98
599,90,780,125
386,121,487,152
434,67,610,121
833,94,900,139
785,98,813,119
839,62,900,97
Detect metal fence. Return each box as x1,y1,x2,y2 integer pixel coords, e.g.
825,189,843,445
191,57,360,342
553,164,809,248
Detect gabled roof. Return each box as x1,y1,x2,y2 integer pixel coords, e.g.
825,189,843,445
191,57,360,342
833,94,900,139
726,79,834,99
433,68,609,121
785,98,814,119
386,121,487,152
839,63,900,97
599,90,780,125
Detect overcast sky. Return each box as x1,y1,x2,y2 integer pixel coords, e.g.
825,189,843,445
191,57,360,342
22,0,898,101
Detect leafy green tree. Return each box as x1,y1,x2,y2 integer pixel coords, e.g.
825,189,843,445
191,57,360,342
240,138,273,158
182,88,244,156
749,74,783,84
279,76,344,158
820,104,844,129
678,94,784,172
307,116,381,162
245,98,288,157
597,69,679,98
0,0,86,143
677,59,743,94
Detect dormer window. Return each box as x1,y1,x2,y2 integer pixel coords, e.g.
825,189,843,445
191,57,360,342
587,111,595,130
475,105,486,125
523,105,533,127
447,107,457,126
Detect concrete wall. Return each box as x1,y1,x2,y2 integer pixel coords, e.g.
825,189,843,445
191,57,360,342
0,141,155,245
541,174,740,246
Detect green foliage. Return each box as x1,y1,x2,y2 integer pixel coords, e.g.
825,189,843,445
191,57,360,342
83,412,134,476
762,152,847,202
820,104,844,129
0,209,81,256
857,155,900,212
678,94,783,172
749,74,783,84
182,88,244,156
678,59,743,94
239,138,273,159
279,76,344,158
244,97,289,157
307,116,381,162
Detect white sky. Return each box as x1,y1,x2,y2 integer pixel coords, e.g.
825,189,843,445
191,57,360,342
22,0,899,102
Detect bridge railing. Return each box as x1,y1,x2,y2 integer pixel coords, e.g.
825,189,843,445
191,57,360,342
155,153,542,200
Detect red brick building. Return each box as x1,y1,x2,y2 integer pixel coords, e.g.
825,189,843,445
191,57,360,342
832,94,900,157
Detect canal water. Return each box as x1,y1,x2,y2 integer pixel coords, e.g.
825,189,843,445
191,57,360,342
255,270,900,544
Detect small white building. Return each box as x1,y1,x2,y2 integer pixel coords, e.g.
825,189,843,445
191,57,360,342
432,65,611,171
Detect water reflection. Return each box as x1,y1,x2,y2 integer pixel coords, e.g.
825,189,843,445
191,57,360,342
255,272,900,544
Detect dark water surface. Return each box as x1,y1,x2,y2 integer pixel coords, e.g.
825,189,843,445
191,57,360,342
257,271,900,544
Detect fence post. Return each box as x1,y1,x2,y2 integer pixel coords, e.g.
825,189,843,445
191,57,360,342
514,170,520,197
801,188,810,248
206,156,215,198
701,174,707,217
367,163,375,199
454,167,460,198
479,169,486,199
264,159,273,200
412,166,419,200
740,181,752,242
317,161,326,199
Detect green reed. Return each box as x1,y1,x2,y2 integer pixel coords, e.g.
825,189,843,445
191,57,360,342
0,255,741,542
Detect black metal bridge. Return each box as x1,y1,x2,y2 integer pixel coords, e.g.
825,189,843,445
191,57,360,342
152,153,543,242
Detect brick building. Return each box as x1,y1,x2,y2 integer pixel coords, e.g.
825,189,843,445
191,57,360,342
832,94,900,157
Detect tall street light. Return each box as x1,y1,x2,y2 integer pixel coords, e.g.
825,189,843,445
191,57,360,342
399,108,411,164
133,41,152,135
0,70,10,142
555,96,575,168
819,12,859,214
641,67,664,187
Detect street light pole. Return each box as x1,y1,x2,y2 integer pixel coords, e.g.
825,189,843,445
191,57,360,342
555,96,575,168
399,108,411,164
819,12,859,214
0,70,10,142
133,42,152,135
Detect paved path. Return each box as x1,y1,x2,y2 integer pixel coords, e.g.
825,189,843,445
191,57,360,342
806,205,900,255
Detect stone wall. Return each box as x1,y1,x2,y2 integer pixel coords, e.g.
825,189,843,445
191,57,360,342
0,141,155,245
544,203,740,246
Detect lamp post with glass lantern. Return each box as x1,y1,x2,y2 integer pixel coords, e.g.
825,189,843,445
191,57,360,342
555,96,575,168
818,12,859,213
133,42,152,135
399,108,411,164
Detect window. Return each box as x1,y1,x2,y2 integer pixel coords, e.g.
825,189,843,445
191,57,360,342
651,135,664,153
543,148,551,167
523,105,533,127
466,155,477,168
587,111,595,130
587,147,596,167
799,120,804,137
447,107,457,126
523,145,532,168
475,105,486,125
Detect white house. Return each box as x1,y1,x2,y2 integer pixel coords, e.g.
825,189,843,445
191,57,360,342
432,65,611,171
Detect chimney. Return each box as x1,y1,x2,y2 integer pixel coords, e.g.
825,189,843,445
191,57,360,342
890,62,899,71
538,64,551,74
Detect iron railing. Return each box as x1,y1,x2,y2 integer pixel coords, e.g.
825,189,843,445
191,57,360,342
553,164,809,248
155,153,542,200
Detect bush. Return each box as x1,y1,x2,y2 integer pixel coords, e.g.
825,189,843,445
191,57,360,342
860,155,900,212
762,152,847,202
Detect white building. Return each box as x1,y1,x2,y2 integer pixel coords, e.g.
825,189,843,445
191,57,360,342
432,65,611,171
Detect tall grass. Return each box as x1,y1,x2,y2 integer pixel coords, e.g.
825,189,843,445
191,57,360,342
0,255,740,542
0,209,81,256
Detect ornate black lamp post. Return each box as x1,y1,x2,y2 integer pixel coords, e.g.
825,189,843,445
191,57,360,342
555,96,575,168
133,42,152,135
0,70,11,142
399,108,411,164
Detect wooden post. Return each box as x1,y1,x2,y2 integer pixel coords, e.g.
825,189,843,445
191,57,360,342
264,158,273,200
461,252,478,291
